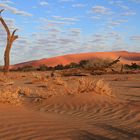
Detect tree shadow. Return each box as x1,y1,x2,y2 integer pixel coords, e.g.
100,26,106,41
70,130,113,140
98,124,140,139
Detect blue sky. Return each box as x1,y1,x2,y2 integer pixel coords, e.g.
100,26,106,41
0,0,140,64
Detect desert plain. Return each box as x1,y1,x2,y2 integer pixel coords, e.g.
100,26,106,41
0,69,140,140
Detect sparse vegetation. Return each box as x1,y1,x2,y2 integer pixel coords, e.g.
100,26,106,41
0,71,114,106
64,77,113,97
37,65,48,71
16,65,36,72
12,57,123,75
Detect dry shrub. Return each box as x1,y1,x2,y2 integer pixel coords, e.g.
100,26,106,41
0,86,48,106
31,73,48,83
18,87,48,99
65,77,113,97
54,77,66,86
94,79,112,96
0,76,14,85
83,58,112,70
61,68,85,77
0,87,23,106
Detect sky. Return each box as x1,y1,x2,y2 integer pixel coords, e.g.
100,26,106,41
0,0,140,64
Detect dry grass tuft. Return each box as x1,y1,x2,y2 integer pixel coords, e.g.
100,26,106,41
0,87,23,106
0,76,14,85
94,79,112,96
65,77,113,97
0,86,48,105
54,77,66,86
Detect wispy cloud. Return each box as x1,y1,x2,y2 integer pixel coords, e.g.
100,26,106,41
121,11,136,16
130,35,140,41
0,0,14,4
40,1,49,6
52,16,79,22
91,5,113,15
40,18,76,27
60,0,73,2
0,3,32,16
109,0,129,10
129,0,140,3
72,3,86,8
108,19,128,27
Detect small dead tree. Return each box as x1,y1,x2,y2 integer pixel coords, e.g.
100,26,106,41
107,56,121,68
0,9,18,74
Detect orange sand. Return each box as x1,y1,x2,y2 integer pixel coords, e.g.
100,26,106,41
0,72,140,139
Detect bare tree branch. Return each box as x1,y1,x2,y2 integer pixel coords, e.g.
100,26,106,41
0,9,10,37
11,29,18,43
11,29,18,37
0,9,4,16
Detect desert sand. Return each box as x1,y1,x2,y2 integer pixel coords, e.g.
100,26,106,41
12,51,140,68
0,71,140,140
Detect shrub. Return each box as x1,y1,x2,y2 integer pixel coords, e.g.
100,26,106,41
64,77,113,97
79,60,89,67
54,64,64,70
38,64,48,71
124,63,140,70
0,87,23,105
82,58,113,70
17,65,35,71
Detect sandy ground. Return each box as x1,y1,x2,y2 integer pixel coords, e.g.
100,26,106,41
0,71,140,140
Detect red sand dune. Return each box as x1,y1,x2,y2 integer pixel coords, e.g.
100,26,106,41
12,51,140,69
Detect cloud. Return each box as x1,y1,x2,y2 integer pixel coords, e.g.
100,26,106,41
0,3,32,16
108,19,128,27
72,3,86,8
107,31,122,40
40,1,49,6
52,16,79,22
121,11,136,16
40,19,75,27
69,28,81,36
129,0,140,3
91,5,112,15
0,0,14,4
60,0,73,2
59,38,77,45
90,15,101,20
39,16,79,28
130,35,140,41
109,0,129,10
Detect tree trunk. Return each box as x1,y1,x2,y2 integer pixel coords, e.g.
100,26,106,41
4,44,11,73
0,9,18,74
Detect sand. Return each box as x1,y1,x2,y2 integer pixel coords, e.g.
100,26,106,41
12,51,140,68
0,72,140,140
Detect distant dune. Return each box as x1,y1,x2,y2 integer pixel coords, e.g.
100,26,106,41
12,51,140,69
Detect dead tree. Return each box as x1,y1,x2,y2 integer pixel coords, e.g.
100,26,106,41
0,9,18,74
107,56,121,68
